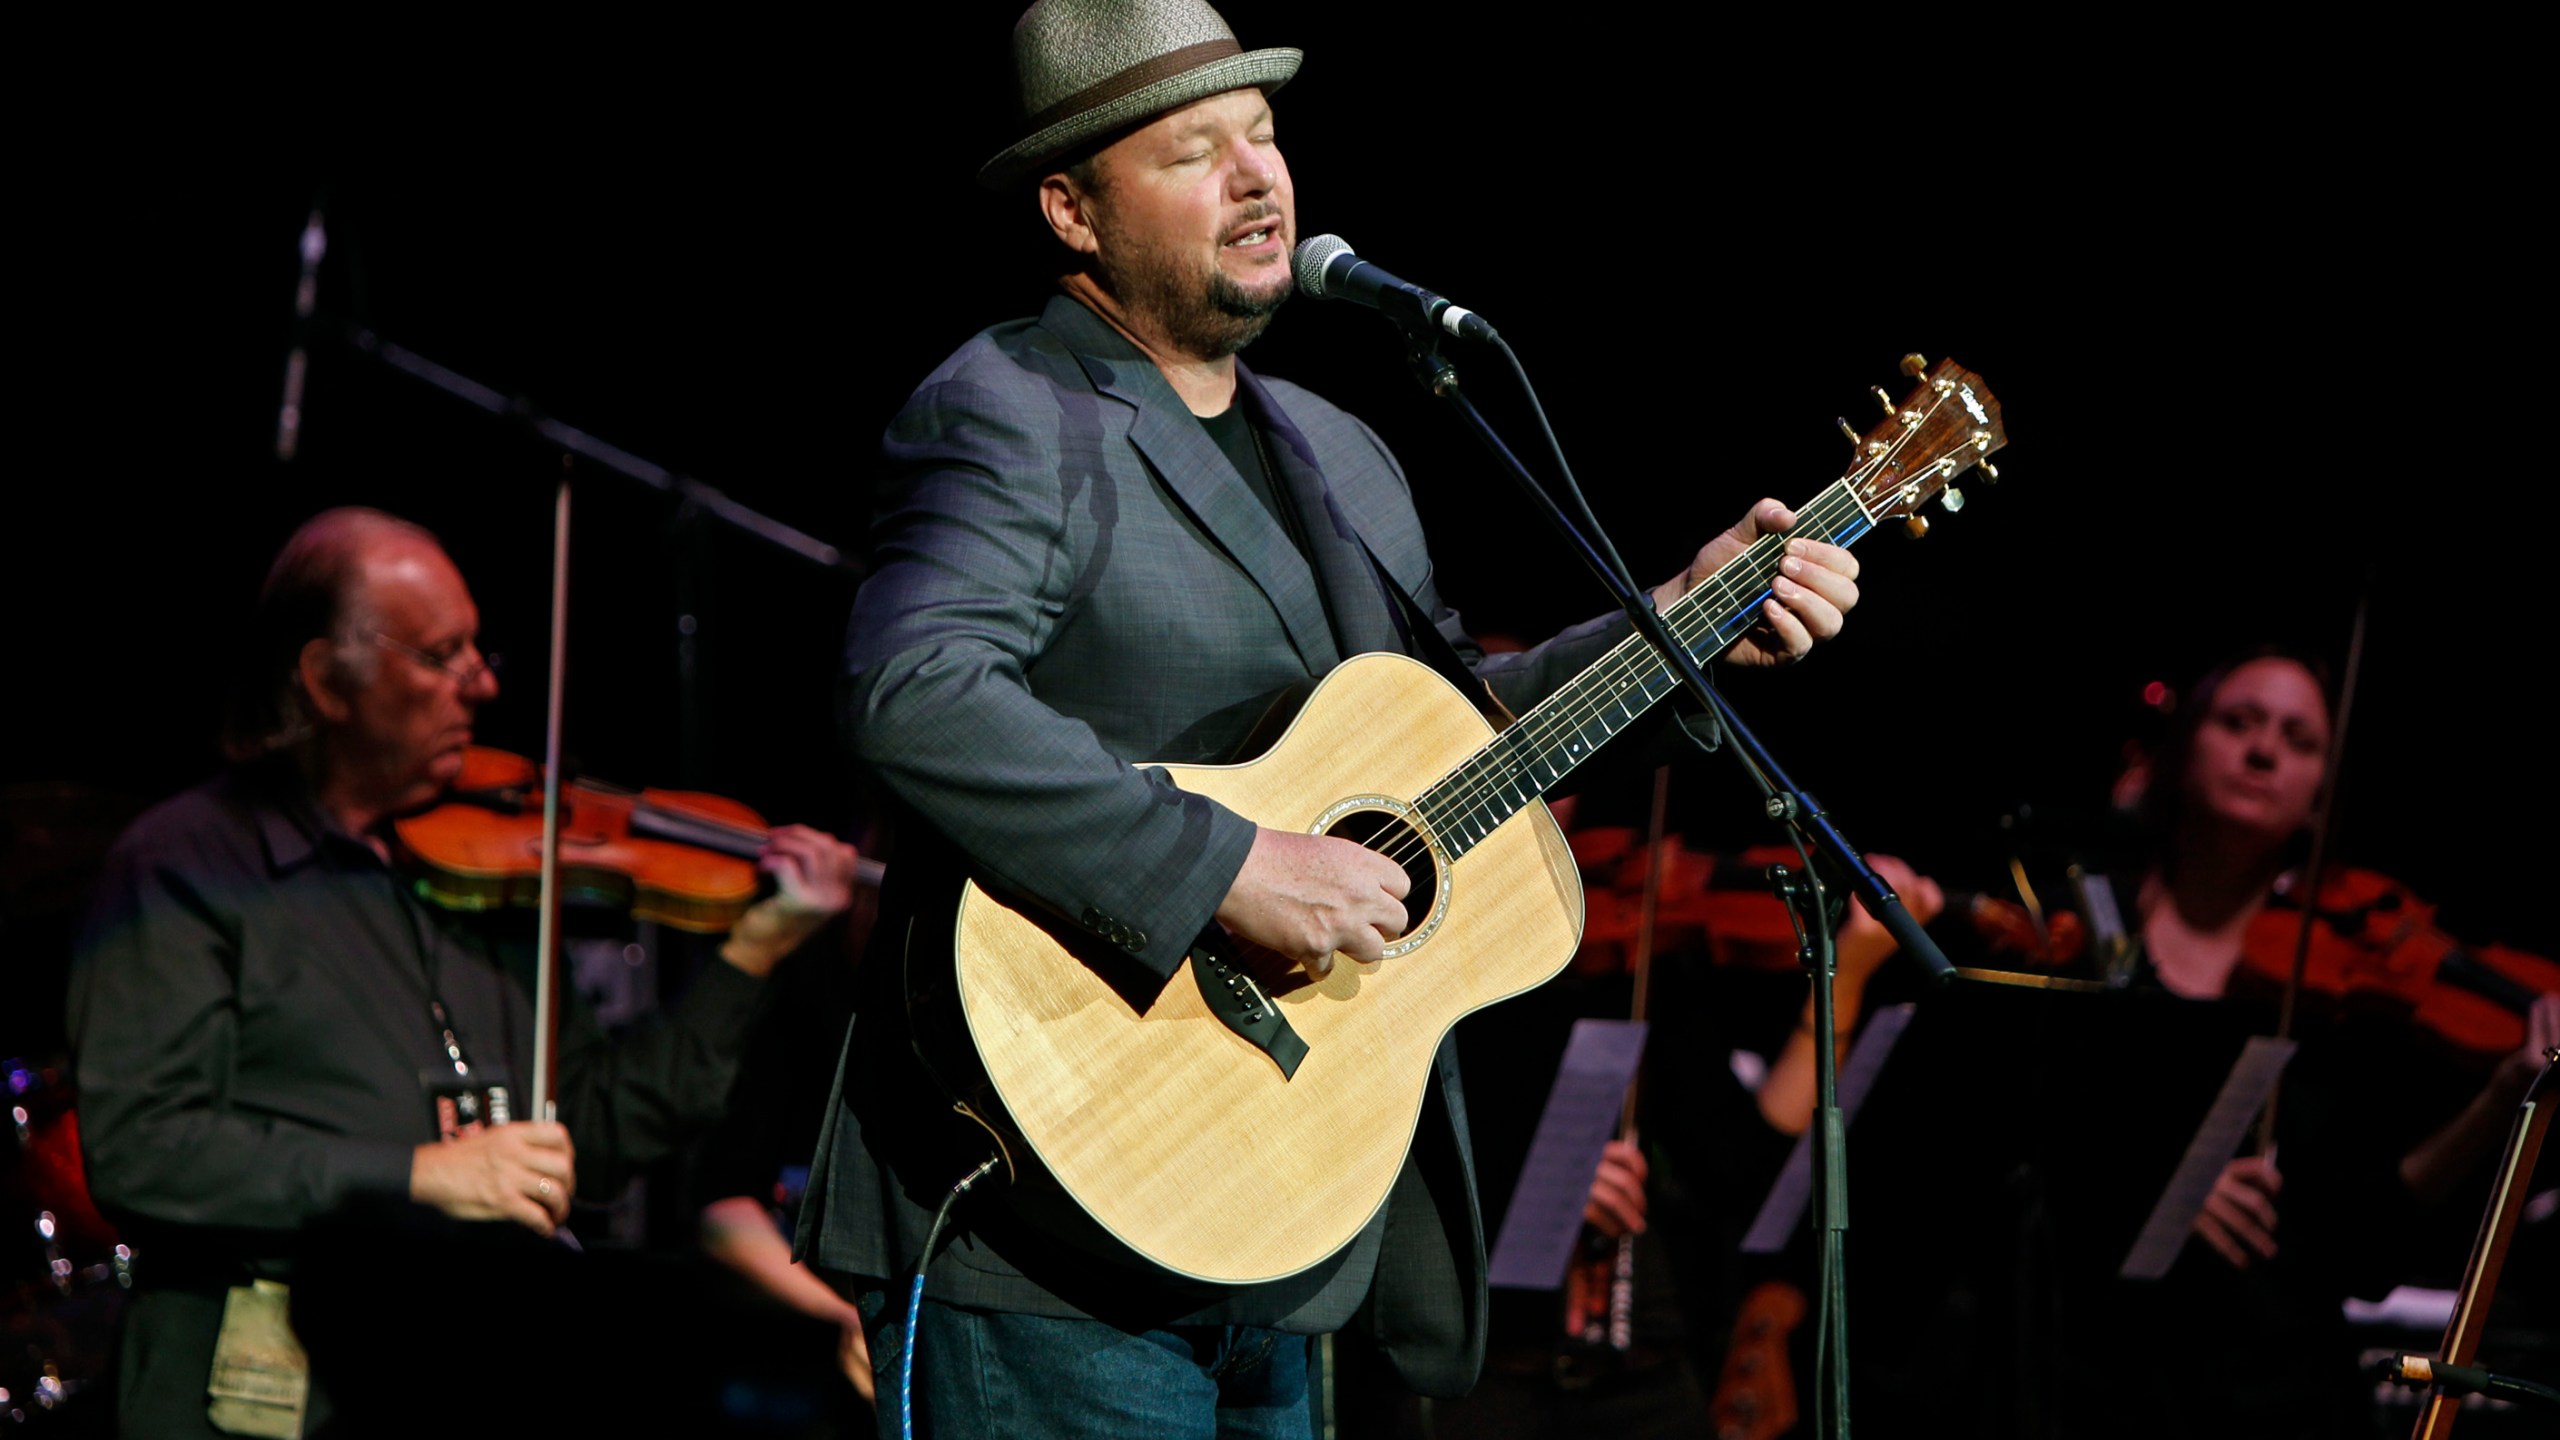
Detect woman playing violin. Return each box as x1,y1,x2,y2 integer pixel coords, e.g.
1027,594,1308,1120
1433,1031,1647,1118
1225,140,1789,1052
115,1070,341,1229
1742,647,2556,1437
2128,651,2556,1268
65,508,864,1438
2092,649,2556,1437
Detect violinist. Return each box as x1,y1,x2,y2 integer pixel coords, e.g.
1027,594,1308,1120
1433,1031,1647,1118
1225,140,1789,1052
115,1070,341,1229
2114,650,2555,1269
65,507,862,1439
2090,649,2555,1436
1753,647,2558,1438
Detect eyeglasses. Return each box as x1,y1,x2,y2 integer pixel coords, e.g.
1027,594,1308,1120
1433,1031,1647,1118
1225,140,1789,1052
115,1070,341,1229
368,630,502,687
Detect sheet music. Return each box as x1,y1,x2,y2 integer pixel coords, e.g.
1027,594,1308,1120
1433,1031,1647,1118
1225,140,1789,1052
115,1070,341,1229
1487,1019,1648,1289
2119,1034,2296,1279
1741,1003,1916,1255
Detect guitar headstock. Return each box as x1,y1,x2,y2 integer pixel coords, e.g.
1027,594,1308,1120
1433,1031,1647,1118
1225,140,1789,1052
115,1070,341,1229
1838,354,2007,538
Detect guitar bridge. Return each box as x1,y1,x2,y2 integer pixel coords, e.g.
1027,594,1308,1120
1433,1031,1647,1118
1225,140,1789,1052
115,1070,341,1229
1189,930,1310,1080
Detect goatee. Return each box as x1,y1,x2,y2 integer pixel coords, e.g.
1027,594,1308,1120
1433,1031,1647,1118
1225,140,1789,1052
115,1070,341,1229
1194,272,1291,357
1093,238,1294,360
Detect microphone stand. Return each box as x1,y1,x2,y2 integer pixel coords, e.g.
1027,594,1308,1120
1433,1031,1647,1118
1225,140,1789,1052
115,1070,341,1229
298,313,863,784
321,317,858,578
1382,311,1955,1439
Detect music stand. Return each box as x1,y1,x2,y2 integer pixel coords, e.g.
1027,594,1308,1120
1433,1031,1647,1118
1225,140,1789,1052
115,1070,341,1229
1737,976,2298,1428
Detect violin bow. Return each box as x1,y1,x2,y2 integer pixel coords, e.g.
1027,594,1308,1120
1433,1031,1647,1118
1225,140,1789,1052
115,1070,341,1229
1626,764,1668,1121
2257,581,2371,1154
1564,764,1670,1351
528,476,572,1124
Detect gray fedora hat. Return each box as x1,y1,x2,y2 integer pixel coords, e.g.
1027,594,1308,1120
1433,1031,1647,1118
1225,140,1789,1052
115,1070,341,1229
979,0,1301,191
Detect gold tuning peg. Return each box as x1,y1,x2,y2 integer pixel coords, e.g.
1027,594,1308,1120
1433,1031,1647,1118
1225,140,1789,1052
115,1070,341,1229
1979,460,2000,483
1871,386,1897,417
1899,353,1930,377
1903,514,1930,538
1836,417,1860,446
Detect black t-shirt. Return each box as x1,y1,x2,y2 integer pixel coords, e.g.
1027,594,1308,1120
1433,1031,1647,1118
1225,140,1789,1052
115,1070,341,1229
1200,401,1306,558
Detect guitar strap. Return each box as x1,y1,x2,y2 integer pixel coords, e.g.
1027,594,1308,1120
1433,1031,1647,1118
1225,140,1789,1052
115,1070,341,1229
1237,371,1508,717
1353,529,1719,753
1351,531,1519,732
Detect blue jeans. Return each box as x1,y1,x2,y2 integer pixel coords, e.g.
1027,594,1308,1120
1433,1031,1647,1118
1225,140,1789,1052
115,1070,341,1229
866,1294,1313,1439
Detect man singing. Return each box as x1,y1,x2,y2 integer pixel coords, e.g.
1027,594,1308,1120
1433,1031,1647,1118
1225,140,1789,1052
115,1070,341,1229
802,3,1863,1435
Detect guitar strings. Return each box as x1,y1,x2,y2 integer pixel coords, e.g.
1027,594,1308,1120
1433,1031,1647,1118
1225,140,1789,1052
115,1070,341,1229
1403,489,1861,856
1429,375,1978,819
1355,508,1843,876
1350,422,1928,882
1399,393,1946,850
1389,379,1975,861
1396,487,1859,856
1347,381,1980,884
1364,488,1850,876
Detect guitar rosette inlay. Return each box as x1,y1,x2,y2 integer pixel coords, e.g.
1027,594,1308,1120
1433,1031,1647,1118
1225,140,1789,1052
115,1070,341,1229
1310,795,1450,959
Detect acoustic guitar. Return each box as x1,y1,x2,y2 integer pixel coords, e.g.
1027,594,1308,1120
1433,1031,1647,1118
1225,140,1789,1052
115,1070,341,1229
916,356,2008,1284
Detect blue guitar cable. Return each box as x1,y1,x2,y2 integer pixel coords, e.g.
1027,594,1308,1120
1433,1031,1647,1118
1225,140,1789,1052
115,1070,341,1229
901,1155,1001,1440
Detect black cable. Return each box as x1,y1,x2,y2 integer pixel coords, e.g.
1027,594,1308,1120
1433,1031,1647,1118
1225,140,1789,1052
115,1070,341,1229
1489,335,1642,599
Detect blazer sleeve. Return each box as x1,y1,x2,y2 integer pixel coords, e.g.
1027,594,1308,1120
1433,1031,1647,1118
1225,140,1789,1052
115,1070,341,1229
842,375,1259,982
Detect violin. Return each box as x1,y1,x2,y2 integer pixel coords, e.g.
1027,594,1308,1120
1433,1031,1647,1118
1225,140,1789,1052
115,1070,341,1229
2233,865,2560,1067
393,746,879,935
1566,829,2083,975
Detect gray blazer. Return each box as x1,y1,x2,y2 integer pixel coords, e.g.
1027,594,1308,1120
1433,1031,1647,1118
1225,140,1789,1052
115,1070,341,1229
805,295,1632,1395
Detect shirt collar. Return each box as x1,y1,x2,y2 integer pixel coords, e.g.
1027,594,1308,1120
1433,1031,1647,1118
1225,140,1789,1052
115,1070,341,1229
241,755,375,877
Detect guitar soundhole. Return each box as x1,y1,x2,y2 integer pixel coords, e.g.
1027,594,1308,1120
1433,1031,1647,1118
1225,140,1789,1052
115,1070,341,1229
1325,809,1441,940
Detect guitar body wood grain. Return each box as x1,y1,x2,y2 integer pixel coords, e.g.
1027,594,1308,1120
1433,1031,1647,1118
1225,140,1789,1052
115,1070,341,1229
946,650,1585,1284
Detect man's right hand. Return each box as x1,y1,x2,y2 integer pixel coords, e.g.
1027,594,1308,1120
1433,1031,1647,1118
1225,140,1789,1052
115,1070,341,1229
1215,827,1411,977
409,1121,576,1236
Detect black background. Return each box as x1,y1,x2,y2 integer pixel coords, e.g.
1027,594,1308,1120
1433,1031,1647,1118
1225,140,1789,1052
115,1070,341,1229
15,13,2551,986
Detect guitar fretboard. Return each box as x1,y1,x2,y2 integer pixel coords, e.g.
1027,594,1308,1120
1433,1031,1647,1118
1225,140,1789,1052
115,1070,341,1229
1413,478,1876,862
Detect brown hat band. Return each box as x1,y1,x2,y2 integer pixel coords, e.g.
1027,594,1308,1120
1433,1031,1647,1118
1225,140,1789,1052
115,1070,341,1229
1023,38,1243,133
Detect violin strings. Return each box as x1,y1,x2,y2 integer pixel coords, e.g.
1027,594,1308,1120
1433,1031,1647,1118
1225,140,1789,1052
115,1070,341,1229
631,801,772,853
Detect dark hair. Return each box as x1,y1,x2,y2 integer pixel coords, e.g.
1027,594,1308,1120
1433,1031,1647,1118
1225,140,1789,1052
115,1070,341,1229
219,508,440,761
2136,644,2337,861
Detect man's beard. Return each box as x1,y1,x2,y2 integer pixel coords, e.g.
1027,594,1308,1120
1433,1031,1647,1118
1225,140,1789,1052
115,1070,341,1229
1096,231,1292,359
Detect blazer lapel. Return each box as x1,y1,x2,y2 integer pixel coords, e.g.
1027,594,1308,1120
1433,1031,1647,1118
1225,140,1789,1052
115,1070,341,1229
1045,298,1339,673
1239,365,1407,660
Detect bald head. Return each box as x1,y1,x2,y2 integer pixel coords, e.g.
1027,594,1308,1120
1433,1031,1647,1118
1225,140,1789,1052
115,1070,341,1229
222,507,449,761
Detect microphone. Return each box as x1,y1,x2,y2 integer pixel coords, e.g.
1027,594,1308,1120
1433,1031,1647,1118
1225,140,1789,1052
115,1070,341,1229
275,204,327,461
1292,235,1496,342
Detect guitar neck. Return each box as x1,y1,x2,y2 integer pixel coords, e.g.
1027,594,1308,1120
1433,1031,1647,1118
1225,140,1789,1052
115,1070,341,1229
1411,352,2004,866
1415,477,1875,863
